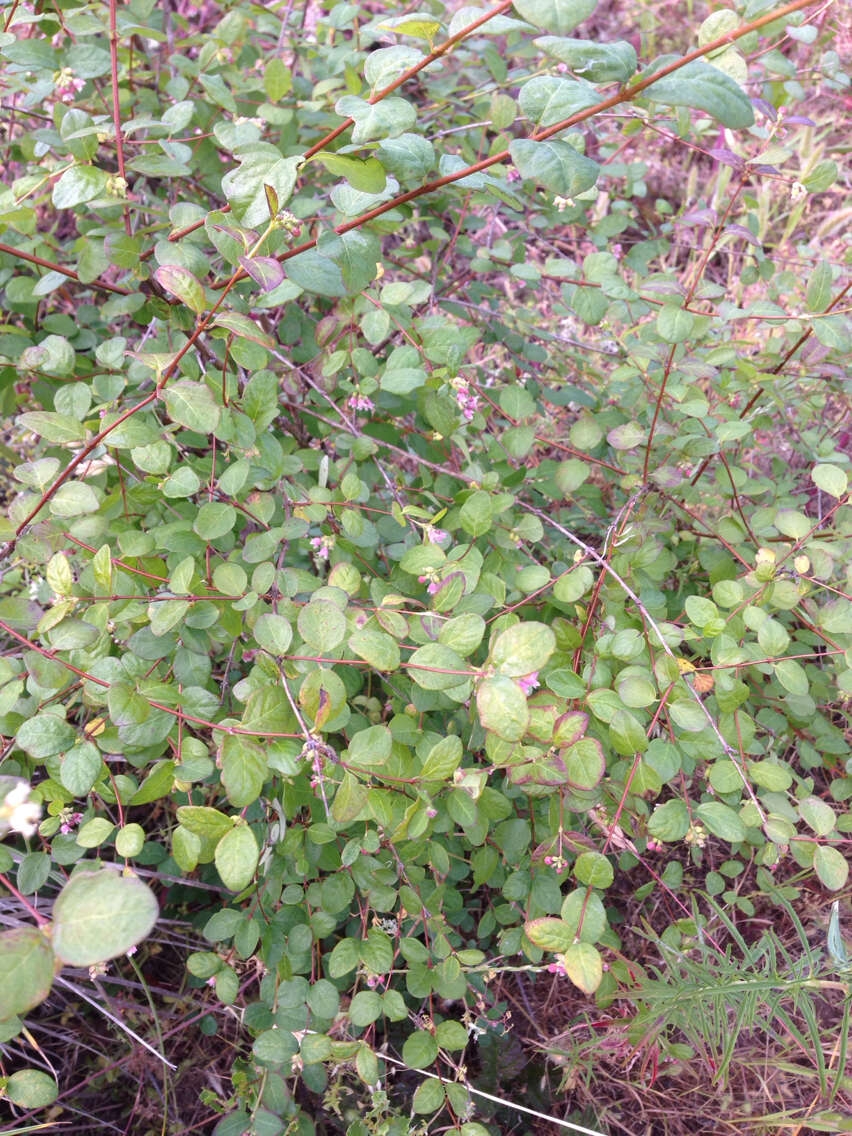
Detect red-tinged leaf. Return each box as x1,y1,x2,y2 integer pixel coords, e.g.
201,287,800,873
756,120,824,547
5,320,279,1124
211,312,275,348
562,942,603,994
210,222,255,250
525,917,574,951
238,255,285,292
152,264,207,313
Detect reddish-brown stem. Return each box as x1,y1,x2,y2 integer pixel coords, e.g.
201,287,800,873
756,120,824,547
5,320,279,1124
690,277,852,487
0,872,49,924
108,0,131,236
211,0,819,292
0,239,130,295
301,0,515,161
2,0,21,31
643,179,745,483
141,0,516,257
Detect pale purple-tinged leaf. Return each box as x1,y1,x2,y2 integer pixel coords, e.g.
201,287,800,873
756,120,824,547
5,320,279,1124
211,312,275,348
724,223,762,246
264,182,279,219
152,264,207,313
238,255,285,292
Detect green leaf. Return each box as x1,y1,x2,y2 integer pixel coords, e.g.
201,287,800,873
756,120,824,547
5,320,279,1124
215,824,259,891
48,481,100,517
310,152,387,193
509,139,599,196
492,621,556,676
129,760,176,806
657,303,695,343
644,59,754,128
328,937,359,978
512,0,597,35
535,37,638,82
220,735,267,807
193,502,237,541
460,490,493,536
108,683,150,727
799,796,836,836
255,613,293,655
696,801,746,843
420,735,462,780
16,714,75,758
360,928,393,973
438,613,486,656
153,264,207,313
376,133,435,182
331,771,369,823
349,627,400,671
412,1077,446,1114
525,916,574,951
805,260,833,312
408,643,468,690
163,381,221,435
76,817,115,847
348,724,392,767
52,164,109,208
811,464,847,499
565,737,605,789
575,850,613,888
5,1069,58,1108
115,823,145,858
518,75,599,127
286,248,346,296
335,95,417,143
814,845,849,891
774,658,809,696
264,57,291,101
402,1028,439,1069
349,989,383,1027
51,869,158,966
61,743,103,796
176,805,235,841
562,942,602,994
648,799,689,841
298,600,347,653
476,675,530,741
17,411,86,443
221,153,301,228
609,708,648,754
0,926,55,1020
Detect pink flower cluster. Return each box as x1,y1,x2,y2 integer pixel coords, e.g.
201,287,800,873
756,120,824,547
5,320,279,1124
454,379,480,421
418,574,441,595
426,527,450,546
347,393,374,414
60,811,83,835
310,535,334,560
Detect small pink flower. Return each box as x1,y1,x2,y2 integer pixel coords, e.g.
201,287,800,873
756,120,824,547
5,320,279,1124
60,811,83,835
547,959,568,977
310,535,333,560
452,379,480,421
347,393,375,414
516,672,539,696
426,527,450,546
